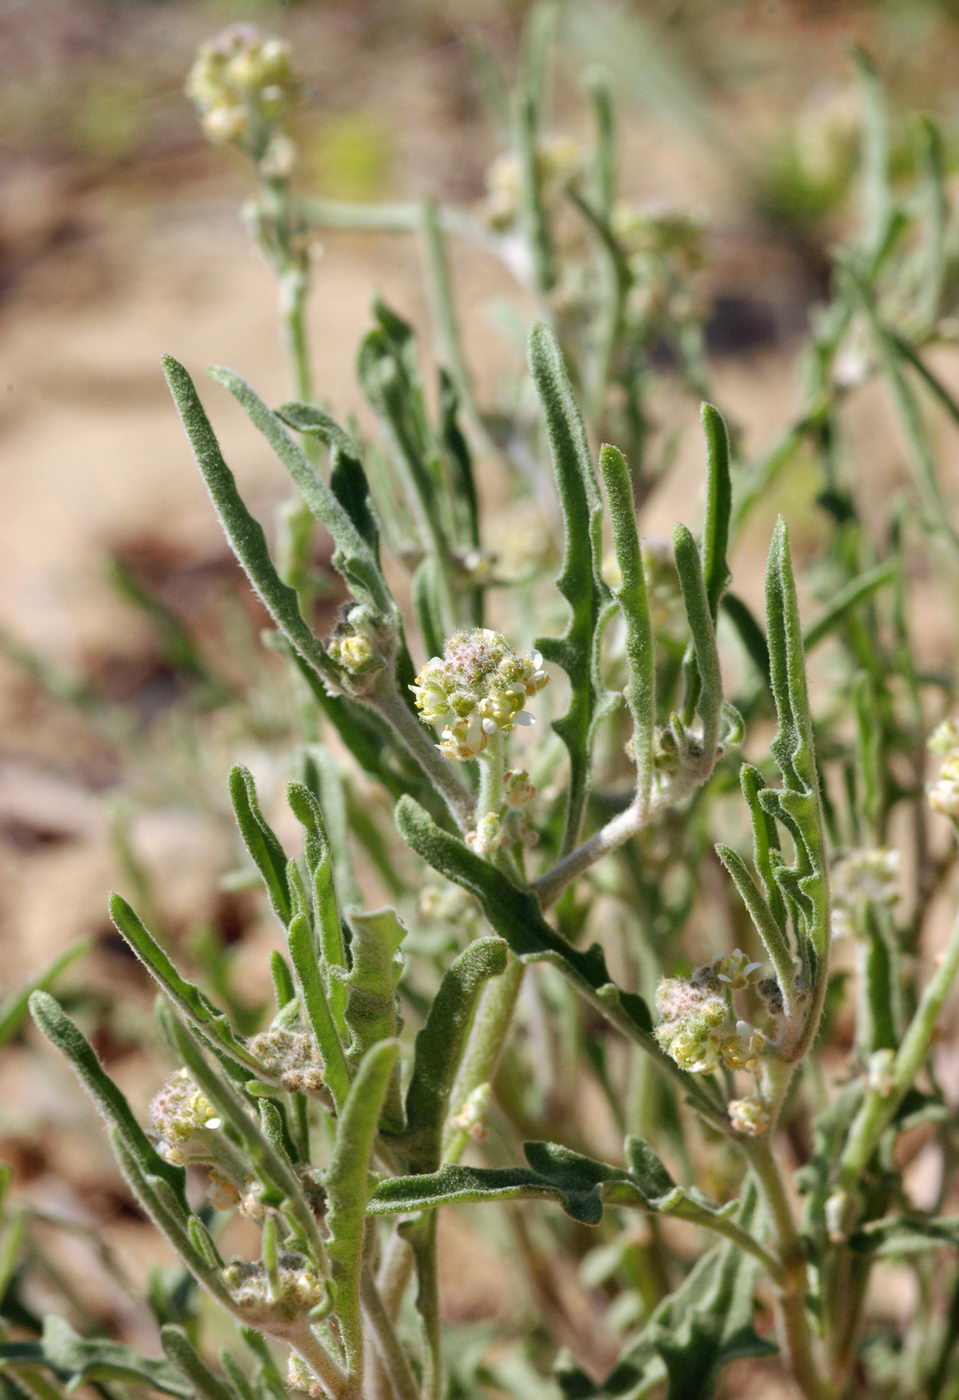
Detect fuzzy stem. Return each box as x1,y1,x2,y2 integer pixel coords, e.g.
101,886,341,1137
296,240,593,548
360,1268,420,1400
833,902,959,1209
533,757,716,909
743,1138,831,1400
368,683,474,833
288,1323,350,1400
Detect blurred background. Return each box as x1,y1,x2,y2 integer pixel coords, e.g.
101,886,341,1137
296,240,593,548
3,0,959,1388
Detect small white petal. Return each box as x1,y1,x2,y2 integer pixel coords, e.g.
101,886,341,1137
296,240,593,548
744,962,763,977
717,973,732,984
204,1117,222,1130
531,650,543,668
736,1020,751,1040
514,711,535,726
481,717,498,734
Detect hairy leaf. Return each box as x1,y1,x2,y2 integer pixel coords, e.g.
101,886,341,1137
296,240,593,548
326,1040,400,1375
209,366,393,616
0,1318,192,1399
162,356,337,686
598,444,655,811
528,323,614,852
229,765,291,926
402,938,508,1170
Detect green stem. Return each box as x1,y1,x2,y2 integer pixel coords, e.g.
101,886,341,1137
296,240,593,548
420,200,497,462
833,903,959,1209
360,1268,420,1400
288,1321,349,1400
743,1139,831,1400
368,682,474,833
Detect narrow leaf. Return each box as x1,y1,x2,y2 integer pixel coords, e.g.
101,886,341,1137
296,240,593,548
161,356,337,685
528,323,612,851
598,444,655,812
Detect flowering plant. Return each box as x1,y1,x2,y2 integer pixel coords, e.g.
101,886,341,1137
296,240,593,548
5,12,959,1400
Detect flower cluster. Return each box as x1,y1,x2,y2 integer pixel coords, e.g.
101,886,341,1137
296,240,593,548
224,1254,326,1326
612,200,706,271
247,1026,325,1095
411,628,548,761
186,25,297,167
830,847,900,937
482,135,583,231
149,1068,221,1164
929,719,959,818
728,1096,770,1137
654,951,768,1076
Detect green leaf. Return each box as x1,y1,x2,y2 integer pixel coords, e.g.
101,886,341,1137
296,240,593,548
372,1136,744,1235
342,906,407,1068
390,796,732,1126
0,942,91,1050
673,523,721,758
287,914,351,1113
598,444,655,812
722,592,770,691
848,1213,959,1257
402,938,508,1170
715,844,797,1010
161,1327,237,1400
370,1144,641,1226
528,323,613,852
286,780,348,1009
763,520,829,967
229,765,291,926
108,1126,227,1293
558,1189,775,1399
108,894,257,1073
326,1039,401,1377
208,367,394,617
395,797,649,1024
357,311,453,603
803,559,898,652
161,356,337,687
0,1317,193,1398
699,404,733,621
28,992,186,1198
852,45,890,253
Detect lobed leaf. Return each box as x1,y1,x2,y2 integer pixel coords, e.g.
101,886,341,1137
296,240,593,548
598,444,655,812
401,938,508,1171
325,1040,401,1377
528,323,613,852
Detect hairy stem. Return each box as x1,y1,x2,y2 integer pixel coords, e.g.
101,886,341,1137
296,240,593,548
744,1139,830,1400
360,1268,420,1400
533,758,716,909
369,683,474,833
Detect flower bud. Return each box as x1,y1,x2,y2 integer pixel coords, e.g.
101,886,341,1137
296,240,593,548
224,1253,326,1326
246,1027,325,1095
728,1096,769,1136
186,25,297,164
